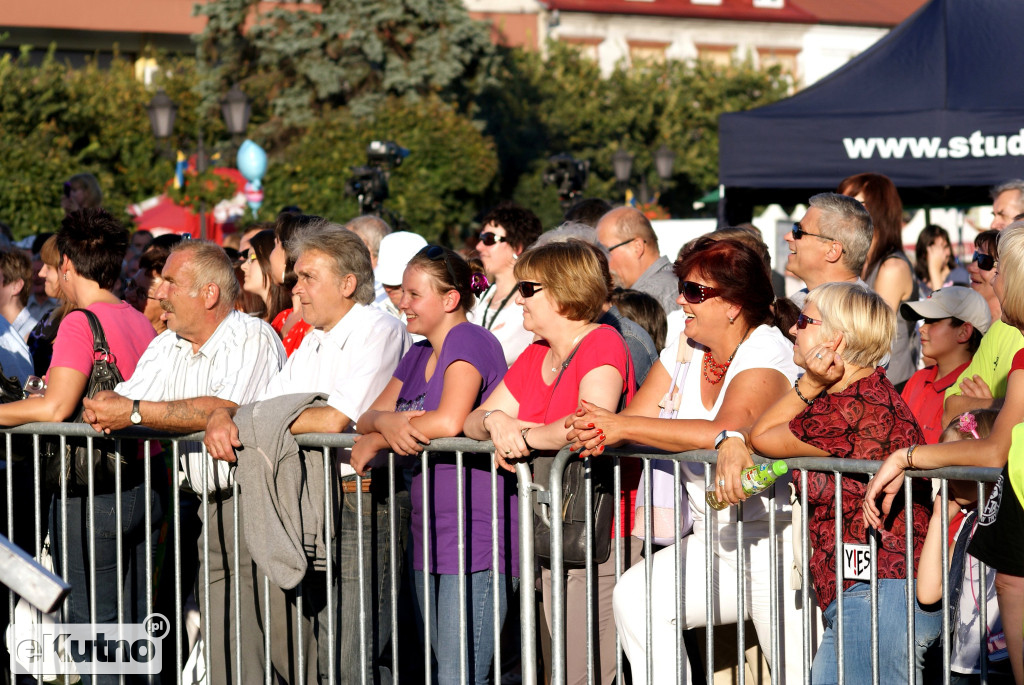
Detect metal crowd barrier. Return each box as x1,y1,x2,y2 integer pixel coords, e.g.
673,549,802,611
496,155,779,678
0,423,1004,685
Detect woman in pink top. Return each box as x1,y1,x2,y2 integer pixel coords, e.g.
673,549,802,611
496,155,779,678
0,209,160,667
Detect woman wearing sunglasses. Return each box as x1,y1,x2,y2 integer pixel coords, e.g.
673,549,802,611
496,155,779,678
470,202,543,366
968,229,1002,321
750,282,938,682
352,245,510,685
464,240,634,685
567,237,805,684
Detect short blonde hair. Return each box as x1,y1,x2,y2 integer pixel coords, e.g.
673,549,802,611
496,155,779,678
998,221,1024,328
805,282,894,368
514,240,606,322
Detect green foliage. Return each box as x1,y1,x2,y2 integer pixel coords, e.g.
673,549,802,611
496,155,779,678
0,48,174,237
0,12,789,240
196,0,497,127
264,96,497,244
479,43,790,217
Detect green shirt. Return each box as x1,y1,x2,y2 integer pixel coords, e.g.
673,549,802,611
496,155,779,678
944,319,1024,401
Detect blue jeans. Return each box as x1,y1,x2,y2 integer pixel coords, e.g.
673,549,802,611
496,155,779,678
333,477,411,685
50,460,167,684
414,569,518,685
811,579,941,684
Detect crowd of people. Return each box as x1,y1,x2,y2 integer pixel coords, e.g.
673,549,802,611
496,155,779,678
2,171,1024,685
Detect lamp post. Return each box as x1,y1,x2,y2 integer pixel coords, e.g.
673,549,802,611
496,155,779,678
146,85,251,239
612,143,676,206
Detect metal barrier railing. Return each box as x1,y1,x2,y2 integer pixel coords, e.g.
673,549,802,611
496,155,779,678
0,423,1004,685
541,446,1003,685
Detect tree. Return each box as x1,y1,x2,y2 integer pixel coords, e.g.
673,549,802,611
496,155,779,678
478,43,790,219
195,0,497,127
263,96,498,244
0,48,178,236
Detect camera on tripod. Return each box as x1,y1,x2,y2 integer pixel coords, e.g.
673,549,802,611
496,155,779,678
345,141,410,214
542,153,589,210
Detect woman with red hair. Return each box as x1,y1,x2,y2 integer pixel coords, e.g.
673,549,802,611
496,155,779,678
568,237,809,684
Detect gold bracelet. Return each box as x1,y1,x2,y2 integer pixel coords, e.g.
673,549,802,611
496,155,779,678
906,443,918,470
521,427,532,449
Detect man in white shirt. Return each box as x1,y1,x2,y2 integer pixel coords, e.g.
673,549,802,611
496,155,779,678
82,240,287,685
205,222,411,685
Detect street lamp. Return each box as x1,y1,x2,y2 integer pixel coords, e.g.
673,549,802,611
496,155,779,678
613,143,675,206
146,85,251,239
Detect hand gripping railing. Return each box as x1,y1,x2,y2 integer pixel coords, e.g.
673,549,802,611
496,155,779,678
540,446,1002,685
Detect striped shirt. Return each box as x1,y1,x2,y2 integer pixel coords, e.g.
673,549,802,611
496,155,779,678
115,310,287,493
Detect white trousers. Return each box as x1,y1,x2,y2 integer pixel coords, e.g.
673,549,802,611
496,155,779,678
612,518,820,685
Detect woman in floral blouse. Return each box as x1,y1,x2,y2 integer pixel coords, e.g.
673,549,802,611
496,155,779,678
749,282,939,683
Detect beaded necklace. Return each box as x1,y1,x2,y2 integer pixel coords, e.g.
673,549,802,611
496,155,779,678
701,330,749,385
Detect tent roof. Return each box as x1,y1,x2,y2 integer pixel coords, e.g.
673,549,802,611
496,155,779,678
718,0,1024,213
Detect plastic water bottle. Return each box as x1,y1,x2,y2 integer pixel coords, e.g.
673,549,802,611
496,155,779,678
706,461,789,510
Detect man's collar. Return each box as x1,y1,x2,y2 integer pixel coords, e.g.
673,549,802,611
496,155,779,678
173,310,236,356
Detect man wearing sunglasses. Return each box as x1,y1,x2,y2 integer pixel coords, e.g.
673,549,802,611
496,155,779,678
596,206,680,315
785,193,873,309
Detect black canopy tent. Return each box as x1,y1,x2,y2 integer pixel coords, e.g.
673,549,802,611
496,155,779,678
717,0,1024,224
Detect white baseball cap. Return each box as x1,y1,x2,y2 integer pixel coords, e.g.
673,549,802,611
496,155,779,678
374,231,427,286
900,286,992,335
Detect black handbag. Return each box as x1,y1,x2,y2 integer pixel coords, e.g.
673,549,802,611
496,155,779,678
43,309,137,493
533,332,633,568
0,365,24,404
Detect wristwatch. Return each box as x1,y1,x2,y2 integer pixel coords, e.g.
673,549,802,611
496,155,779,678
714,430,744,450
130,399,143,426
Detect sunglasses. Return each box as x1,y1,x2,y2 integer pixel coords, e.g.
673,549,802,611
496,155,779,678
418,245,459,287
796,313,823,329
678,281,720,304
478,232,508,247
972,251,995,271
792,222,839,243
516,280,544,298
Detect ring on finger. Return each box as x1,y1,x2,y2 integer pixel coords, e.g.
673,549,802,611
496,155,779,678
815,352,823,359
718,479,725,487
505,449,512,455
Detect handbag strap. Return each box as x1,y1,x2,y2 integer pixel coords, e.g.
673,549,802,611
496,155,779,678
69,308,124,386
550,325,633,413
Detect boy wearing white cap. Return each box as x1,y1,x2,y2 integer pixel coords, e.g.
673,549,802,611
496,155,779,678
900,286,992,443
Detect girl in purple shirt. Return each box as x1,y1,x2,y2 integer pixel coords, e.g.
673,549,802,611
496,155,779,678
354,246,512,685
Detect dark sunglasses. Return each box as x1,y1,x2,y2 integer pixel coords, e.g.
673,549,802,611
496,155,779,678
792,222,839,243
478,232,508,246
677,280,720,304
972,251,995,271
516,280,544,298
796,313,823,329
418,245,459,286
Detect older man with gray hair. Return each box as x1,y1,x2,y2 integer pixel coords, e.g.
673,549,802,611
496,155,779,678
990,179,1024,230
82,239,288,685
785,192,873,309
205,221,411,685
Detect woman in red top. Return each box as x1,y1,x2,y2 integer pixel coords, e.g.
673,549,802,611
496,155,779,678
751,282,938,682
464,240,632,685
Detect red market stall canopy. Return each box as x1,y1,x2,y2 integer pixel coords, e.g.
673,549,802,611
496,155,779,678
128,167,248,243
718,0,1024,222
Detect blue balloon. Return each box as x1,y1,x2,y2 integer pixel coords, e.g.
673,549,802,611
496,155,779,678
237,139,268,183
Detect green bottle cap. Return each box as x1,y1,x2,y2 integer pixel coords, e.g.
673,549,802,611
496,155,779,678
772,460,789,477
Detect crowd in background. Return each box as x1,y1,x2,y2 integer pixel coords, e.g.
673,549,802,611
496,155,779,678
1,171,1024,685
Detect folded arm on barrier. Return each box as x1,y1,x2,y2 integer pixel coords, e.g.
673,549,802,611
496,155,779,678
83,390,238,434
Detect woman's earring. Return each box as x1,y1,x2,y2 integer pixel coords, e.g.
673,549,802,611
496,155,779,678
63,272,69,282
728,315,735,324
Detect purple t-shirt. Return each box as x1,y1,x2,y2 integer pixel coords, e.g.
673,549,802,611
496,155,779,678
394,322,514,575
